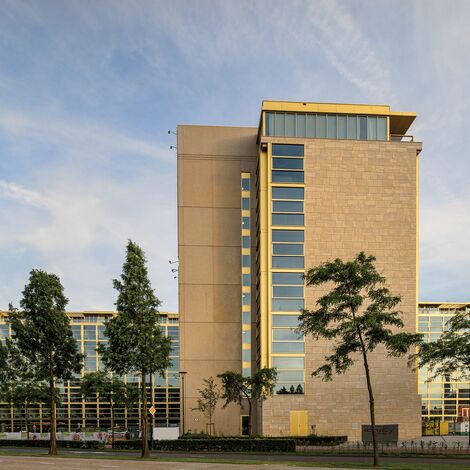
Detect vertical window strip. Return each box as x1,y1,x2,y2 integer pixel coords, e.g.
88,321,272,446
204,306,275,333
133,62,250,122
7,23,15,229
241,173,251,377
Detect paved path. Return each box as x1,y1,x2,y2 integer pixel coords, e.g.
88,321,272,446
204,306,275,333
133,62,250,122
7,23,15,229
0,455,349,470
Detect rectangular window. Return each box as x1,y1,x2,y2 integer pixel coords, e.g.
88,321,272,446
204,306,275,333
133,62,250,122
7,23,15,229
242,349,251,361
272,230,304,243
242,216,250,229
272,170,304,183
272,272,304,285
242,273,250,285
367,116,377,140
306,114,316,137
272,357,305,369
296,114,306,137
272,158,304,170
272,314,300,327
242,293,251,306
242,236,250,248
272,187,304,200
241,178,250,191
327,115,337,138
242,197,250,210
272,244,304,255
273,201,303,213
272,256,304,269
242,312,251,324
277,370,304,381
273,328,303,341
359,116,367,139
266,112,275,136
285,114,295,137
273,286,303,297
272,298,305,311
275,113,285,136
377,117,387,140
84,326,96,340
338,115,347,139
272,213,304,226
242,255,250,267
242,330,251,344
272,342,305,353
272,144,304,157
316,114,326,138
347,115,357,139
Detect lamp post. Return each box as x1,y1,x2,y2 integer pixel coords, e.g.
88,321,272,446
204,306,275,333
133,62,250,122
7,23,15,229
179,371,187,436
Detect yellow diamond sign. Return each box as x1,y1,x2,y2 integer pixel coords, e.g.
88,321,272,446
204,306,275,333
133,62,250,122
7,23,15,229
149,406,156,416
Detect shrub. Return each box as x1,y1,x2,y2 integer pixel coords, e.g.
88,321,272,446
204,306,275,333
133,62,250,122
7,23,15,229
0,439,102,449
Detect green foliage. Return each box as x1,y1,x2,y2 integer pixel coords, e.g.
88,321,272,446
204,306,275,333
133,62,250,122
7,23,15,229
415,310,470,381
98,240,172,377
98,240,172,457
80,371,139,407
8,270,83,454
114,438,296,452
218,368,277,436
191,376,220,435
0,440,102,449
298,252,421,467
298,253,421,380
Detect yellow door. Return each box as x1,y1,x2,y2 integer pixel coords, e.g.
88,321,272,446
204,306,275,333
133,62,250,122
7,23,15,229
290,410,308,436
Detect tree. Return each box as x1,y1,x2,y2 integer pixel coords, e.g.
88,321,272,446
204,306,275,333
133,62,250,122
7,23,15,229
98,240,172,458
218,368,277,437
0,339,50,440
298,252,421,467
8,270,83,455
413,309,470,444
81,371,139,448
191,376,220,435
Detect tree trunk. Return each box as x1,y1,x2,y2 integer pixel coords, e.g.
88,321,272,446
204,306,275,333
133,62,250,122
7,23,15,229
111,401,114,449
25,402,29,441
49,373,57,456
141,369,149,458
248,400,252,437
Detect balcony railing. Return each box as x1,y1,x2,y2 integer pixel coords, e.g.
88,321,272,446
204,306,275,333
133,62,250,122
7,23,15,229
390,134,414,142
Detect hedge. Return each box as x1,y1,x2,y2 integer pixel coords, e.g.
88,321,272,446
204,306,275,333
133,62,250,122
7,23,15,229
115,438,296,452
0,439,102,449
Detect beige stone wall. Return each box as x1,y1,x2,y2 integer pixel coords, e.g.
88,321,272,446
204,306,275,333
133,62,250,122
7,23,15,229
177,125,258,435
261,137,422,440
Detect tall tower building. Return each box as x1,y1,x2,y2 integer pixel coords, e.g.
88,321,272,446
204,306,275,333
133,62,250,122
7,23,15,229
177,101,422,440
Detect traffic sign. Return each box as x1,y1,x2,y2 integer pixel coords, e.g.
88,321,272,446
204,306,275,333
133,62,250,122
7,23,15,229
149,406,156,416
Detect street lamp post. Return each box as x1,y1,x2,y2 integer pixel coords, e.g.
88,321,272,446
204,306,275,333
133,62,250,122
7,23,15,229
179,371,187,436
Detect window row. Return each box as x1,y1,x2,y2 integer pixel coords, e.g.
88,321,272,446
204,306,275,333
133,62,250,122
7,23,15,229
266,112,387,141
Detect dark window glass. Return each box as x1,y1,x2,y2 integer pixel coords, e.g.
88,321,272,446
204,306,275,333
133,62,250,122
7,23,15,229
306,114,316,137
327,115,337,138
272,230,304,243
84,326,96,340
285,114,295,137
272,298,305,311
272,158,303,170
296,114,306,137
272,342,305,353
272,357,304,369
275,114,285,136
242,273,250,285
242,255,250,267
272,213,304,226
242,236,250,248
338,115,347,139
272,272,304,285
272,144,304,157
316,114,326,138
359,116,367,139
242,293,251,306
347,116,357,139
273,201,303,213
242,311,250,324
265,112,275,136
242,198,250,210
241,178,250,191
273,286,303,297
272,244,304,255
242,216,250,229
367,116,377,140
272,256,304,269
272,314,300,327
272,171,304,183
272,187,304,200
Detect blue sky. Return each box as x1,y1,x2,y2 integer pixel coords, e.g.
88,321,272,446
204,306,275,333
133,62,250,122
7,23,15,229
1,0,469,311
